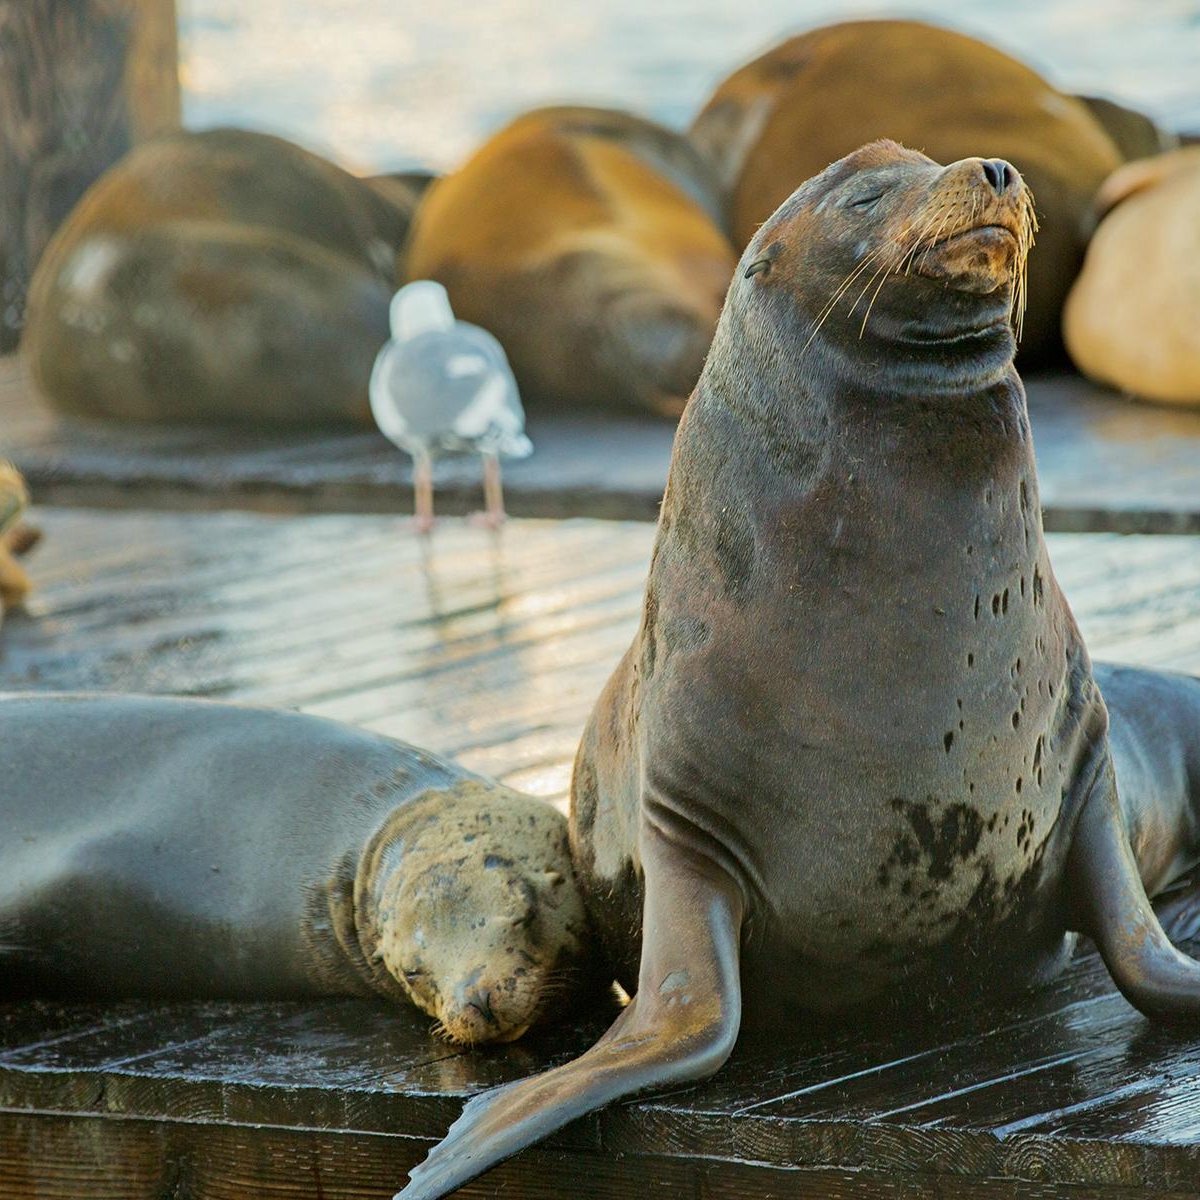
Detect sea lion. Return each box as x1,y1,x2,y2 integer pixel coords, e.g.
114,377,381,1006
0,463,39,622
0,693,595,1046
1063,147,1200,408
397,141,1200,1199
1073,95,1179,163
406,105,737,417
22,128,419,426
687,19,1122,361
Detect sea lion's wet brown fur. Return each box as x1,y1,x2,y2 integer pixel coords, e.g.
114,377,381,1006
0,695,596,1046
398,141,1200,1200
688,20,1121,360
22,129,418,426
406,106,736,417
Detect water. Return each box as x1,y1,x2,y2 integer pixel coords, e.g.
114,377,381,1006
179,1,1200,174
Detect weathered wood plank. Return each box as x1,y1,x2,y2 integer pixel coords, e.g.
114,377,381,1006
5,354,1200,530
4,512,1200,805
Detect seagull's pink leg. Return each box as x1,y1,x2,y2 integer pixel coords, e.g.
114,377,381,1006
411,454,435,535
469,453,506,530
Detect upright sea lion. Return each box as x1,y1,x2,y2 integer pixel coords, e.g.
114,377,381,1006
406,106,737,417
687,20,1122,360
398,141,1200,1199
1064,147,1200,408
0,694,596,1046
0,463,39,622
22,129,419,426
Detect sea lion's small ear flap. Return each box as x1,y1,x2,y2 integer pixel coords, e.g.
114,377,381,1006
393,824,745,1200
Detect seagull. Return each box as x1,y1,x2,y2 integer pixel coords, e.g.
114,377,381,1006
369,281,532,532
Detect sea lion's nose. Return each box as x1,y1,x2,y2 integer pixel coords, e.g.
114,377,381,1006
980,158,1016,195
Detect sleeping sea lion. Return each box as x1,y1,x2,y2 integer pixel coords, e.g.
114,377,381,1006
0,694,596,1046
1063,146,1200,408
1073,95,1179,163
22,128,420,426
687,19,1122,361
406,105,737,417
397,140,1200,1198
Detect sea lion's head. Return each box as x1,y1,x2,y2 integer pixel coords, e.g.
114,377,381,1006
373,787,595,1045
719,139,1037,396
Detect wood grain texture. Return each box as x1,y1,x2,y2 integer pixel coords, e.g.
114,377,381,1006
2,508,1200,1196
5,356,1200,530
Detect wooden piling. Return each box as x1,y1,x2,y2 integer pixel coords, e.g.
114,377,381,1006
0,0,180,351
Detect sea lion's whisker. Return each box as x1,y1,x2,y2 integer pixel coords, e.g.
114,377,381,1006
858,259,897,337
800,248,888,354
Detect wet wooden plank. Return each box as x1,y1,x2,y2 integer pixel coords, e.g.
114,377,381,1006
5,355,1200,530
5,511,1200,803
3,509,1200,1195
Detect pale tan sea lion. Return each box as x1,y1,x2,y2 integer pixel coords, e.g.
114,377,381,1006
1064,147,1200,408
0,694,597,1046
22,128,420,426
687,19,1122,361
406,105,737,417
398,141,1200,1200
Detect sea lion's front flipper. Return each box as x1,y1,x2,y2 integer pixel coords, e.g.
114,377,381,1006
394,823,745,1200
1068,768,1200,1022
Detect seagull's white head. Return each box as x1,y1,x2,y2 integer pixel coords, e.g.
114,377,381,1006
390,280,456,342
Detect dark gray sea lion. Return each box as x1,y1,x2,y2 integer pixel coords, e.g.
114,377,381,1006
21,129,419,426
398,140,1200,1199
406,106,736,418
0,693,594,1046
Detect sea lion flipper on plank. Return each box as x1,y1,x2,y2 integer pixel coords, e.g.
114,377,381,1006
1067,667,1200,1021
395,820,744,1200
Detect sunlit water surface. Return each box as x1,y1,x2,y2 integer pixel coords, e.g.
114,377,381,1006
178,0,1200,174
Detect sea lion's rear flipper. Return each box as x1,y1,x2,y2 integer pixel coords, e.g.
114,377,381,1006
394,823,745,1200
1068,776,1200,1021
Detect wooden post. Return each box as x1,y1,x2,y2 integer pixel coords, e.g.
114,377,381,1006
0,0,180,352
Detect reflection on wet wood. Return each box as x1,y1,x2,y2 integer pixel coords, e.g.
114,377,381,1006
5,355,1200,530
2,508,1200,1196
5,509,1200,802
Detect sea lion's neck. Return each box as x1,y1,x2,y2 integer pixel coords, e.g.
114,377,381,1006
692,314,1033,498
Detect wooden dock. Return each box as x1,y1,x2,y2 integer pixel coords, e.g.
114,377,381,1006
3,508,1200,1197
6,355,1200,531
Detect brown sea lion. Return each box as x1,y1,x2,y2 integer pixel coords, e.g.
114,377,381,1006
687,19,1122,360
397,141,1200,1199
0,462,39,621
406,105,737,417
0,694,596,1046
1074,95,1179,163
1064,147,1200,408
22,128,420,426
